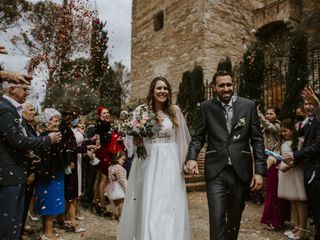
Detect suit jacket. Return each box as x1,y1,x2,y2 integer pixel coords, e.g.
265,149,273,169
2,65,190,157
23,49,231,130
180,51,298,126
293,110,320,181
0,96,51,186
187,96,266,182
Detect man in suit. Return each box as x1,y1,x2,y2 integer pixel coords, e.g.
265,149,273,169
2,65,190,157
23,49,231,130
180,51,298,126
284,97,320,240
0,75,62,240
185,71,266,240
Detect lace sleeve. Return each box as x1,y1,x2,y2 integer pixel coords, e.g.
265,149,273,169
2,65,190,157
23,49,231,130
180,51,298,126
173,105,191,170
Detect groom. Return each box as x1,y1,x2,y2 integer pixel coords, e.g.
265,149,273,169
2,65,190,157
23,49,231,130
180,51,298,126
185,70,266,240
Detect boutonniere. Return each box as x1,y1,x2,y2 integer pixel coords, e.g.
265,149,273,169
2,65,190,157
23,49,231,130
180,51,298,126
234,117,246,129
14,118,23,129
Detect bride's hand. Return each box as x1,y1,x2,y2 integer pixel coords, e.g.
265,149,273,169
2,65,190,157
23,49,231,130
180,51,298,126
133,136,144,147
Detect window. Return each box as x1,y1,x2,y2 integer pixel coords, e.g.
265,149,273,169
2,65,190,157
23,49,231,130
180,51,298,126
154,11,164,32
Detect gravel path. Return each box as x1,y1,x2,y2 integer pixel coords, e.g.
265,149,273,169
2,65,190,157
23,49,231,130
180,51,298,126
26,192,313,240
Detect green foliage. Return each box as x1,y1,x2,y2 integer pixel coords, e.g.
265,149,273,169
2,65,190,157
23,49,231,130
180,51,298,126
281,31,308,120
99,68,122,117
123,98,145,112
0,0,31,22
89,18,122,116
176,65,205,133
238,43,265,106
44,59,99,115
176,71,191,115
217,56,232,73
89,18,109,89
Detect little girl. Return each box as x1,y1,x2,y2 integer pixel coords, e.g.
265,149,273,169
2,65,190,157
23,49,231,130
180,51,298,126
260,108,291,230
105,151,127,220
277,119,308,240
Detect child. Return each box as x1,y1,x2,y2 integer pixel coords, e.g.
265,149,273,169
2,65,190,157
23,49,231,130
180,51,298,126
260,108,291,230
105,151,127,220
278,119,308,240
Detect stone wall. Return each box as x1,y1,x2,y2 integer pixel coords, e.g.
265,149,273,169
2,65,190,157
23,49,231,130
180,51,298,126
131,0,205,100
302,0,320,49
201,0,259,85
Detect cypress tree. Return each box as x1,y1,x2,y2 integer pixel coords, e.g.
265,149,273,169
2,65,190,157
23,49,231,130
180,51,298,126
238,43,265,107
176,65,205,133
281,31,308,120
176,71,191,115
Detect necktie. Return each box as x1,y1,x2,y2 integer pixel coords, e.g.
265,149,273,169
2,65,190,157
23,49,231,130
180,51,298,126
224,104,232,133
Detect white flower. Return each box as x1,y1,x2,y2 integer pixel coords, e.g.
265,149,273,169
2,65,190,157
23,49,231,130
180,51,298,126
235,117,246,129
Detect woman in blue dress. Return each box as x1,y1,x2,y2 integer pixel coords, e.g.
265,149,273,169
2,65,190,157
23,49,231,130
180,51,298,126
34,108,66,240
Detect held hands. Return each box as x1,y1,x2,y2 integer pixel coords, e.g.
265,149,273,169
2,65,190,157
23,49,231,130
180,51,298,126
87,144,100,151
283,152,294,165
48,131,62,144
250,174,263,191
184,160,199,175
91,134,100,144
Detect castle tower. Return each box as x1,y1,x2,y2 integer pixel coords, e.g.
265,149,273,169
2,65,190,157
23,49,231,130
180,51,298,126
130,0,264,100
131,0,320,101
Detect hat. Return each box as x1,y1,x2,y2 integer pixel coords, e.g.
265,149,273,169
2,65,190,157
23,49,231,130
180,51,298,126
0,70,32,85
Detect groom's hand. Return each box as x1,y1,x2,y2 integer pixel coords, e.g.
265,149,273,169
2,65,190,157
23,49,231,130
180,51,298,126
184,160,199,175
250,174,263,191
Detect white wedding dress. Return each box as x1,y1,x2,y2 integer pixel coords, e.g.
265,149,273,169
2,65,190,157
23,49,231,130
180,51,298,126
117,106,192,240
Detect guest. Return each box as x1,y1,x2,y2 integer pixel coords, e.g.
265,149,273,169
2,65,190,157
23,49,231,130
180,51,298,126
277,119,308,239
63,114,98,232
20,101,40,238
34,108,66,240
94,107,112,214
82,119,100,209
0,78,61,240
284,89,320,240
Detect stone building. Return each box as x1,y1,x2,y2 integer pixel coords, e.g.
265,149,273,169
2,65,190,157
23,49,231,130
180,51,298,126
131,0,320,102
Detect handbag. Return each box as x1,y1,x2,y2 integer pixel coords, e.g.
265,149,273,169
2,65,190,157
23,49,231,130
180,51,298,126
105,181,125,200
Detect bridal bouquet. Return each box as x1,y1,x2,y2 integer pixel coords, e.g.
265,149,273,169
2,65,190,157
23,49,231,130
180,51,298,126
122,105,162,159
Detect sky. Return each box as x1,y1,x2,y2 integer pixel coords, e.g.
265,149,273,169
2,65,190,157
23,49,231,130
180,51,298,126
26,0,132,69
96,0,132,69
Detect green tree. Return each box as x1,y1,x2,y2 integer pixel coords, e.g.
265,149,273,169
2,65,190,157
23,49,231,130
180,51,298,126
176,71,191,115
281,31,308,120
238,43,265,107
89,18,109,89
44,58,99,114
176,65,205,133
89,18,122,115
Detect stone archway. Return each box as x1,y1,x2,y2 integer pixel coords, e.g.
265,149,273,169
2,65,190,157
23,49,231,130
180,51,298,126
256,21,291,108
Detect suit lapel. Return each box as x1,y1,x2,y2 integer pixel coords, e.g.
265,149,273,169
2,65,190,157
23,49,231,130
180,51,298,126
0,97,20,119
304,118,313,140
231,98,240,132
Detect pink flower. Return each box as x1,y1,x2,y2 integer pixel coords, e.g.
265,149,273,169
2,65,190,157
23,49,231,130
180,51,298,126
131,119,139,128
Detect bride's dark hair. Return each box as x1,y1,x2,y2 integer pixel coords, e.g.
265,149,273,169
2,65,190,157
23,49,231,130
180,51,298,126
146,77,179,128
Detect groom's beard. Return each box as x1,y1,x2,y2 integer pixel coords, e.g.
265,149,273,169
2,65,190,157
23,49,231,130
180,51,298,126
217,91,233,104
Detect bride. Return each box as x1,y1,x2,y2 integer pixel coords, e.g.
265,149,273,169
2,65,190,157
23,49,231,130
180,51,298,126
117,77,192,240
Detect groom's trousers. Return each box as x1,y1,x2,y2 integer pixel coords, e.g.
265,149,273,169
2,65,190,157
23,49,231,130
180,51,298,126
206,164,248,240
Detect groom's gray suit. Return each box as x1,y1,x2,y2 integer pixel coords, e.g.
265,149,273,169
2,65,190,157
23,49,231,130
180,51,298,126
187,96,266,240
